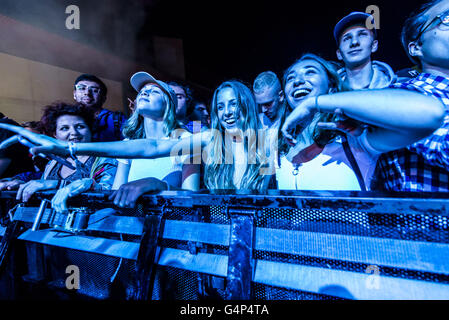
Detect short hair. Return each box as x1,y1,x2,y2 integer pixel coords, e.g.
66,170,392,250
74,74,108,97
40,102,95,136
252,71,281,94
167,81,193,106
21,121,44,133
401,0,444,65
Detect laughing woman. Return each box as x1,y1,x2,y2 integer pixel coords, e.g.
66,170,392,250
278,53,444,190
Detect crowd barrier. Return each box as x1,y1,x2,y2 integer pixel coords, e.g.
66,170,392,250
1,189,449,300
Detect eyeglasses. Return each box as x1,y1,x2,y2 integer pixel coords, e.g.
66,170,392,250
415,9,449,40
75,84,101,94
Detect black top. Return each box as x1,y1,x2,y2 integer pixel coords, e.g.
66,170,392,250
0,118,35,179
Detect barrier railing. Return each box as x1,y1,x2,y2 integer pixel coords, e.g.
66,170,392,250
1,190,449,300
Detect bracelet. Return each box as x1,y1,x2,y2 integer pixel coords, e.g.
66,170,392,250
315,95,321,113
68,141,78,160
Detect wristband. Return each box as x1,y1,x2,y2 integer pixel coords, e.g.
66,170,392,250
68,141,78,160
315,95,321,113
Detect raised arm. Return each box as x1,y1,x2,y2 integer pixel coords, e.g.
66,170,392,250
282,89,445,152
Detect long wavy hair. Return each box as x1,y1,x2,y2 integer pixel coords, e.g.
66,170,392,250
122,84,178,139
282,53,350,151
204,80,268,191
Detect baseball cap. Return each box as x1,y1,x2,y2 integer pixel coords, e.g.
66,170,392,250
130,71,177,108
333,12,377,44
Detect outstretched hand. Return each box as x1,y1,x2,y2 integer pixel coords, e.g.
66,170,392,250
0,123,68,157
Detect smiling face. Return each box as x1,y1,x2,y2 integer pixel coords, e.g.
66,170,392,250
337,26,377,69
135,83,167,119
216,87,243,133
54,114,91,143
284,59,330,109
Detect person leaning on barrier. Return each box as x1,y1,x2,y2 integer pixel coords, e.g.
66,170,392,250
6,102,117,204
105,72,200,209
0,80,275,193
277,53,444,191
372,0,449,192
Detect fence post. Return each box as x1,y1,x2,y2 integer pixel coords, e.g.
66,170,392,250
225,207,256,300
134,204,165,300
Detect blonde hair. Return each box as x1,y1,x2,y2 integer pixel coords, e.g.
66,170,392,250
122,84,178,139
204,80,269,191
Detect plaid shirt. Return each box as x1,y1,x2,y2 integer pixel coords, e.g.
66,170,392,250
376,73,449,192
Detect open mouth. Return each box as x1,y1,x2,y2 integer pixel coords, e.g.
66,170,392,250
292,88,312,99
224,118,236,125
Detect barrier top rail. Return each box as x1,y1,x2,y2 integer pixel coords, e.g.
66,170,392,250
1,189,449,215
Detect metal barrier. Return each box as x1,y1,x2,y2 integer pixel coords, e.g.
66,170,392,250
1,189,449,300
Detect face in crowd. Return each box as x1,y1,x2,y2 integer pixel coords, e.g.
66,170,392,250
254,86,284,122
410,1,449,71
192,102,210,125
336,25,378,69
169,84,188,120
135,83,168,120
73,80,104,109
54,115,92,143
284,59,330,109
216,86,244,134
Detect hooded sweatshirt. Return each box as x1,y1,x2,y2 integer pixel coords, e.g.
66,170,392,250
338,60,397,89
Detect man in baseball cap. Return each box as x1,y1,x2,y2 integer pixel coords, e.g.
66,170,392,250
334,11,396,90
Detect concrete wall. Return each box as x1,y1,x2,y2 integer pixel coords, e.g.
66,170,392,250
0,52,123,123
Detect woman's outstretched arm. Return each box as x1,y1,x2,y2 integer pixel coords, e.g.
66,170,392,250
0,123,210,160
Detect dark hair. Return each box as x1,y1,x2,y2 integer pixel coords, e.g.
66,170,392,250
40,102,95,136
167,81,193,107
21,121,44,133
401,0,444,66
74,74,108,97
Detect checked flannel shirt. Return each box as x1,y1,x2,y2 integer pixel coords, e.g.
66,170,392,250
376,73,449,192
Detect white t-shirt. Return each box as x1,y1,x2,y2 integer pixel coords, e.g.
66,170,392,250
118,132,191,186
276,131,381,191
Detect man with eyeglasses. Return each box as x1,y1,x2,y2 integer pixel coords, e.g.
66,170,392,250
374,0,449,192
334,12,396,90
73,74,127,142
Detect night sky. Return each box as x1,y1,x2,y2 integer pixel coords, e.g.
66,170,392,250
141,0,425,95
